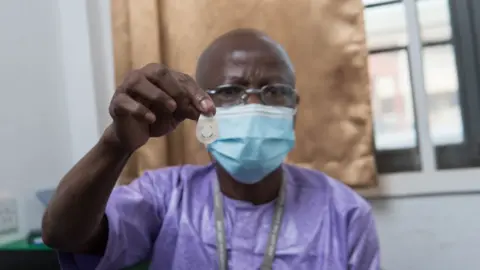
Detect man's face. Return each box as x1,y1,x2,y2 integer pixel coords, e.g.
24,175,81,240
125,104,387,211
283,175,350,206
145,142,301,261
196,33,299,163
196,30,299,173
196,34,297,108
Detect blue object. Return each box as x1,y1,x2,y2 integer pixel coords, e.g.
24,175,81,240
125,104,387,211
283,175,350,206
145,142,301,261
208,104,295,184
36,189,55,207
30,189,55,245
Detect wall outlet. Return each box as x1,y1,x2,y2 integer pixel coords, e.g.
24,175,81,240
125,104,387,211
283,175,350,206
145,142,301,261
0,197,18,234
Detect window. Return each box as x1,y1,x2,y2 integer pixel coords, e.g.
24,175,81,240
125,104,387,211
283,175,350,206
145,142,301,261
364,2,408,49
418,0,464,148
423,45,463,146
369,51,416,151
364,0,480,173
364,0,420,173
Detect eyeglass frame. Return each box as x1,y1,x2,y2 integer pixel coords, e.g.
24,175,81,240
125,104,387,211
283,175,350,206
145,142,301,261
205,83,298,108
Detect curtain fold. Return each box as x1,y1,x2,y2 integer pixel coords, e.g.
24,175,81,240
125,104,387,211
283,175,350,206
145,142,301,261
111,0,377,187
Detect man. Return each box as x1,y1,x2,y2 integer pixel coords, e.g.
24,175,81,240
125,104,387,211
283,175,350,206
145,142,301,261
42,29,380,270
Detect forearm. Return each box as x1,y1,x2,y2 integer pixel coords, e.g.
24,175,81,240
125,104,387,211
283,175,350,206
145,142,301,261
42,126,132,251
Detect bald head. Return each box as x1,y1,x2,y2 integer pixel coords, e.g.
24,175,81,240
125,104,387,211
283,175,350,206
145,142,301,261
195,29,295,90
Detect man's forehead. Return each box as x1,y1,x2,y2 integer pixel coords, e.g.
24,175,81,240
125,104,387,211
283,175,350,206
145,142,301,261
228,50,286,65
195,29,295,87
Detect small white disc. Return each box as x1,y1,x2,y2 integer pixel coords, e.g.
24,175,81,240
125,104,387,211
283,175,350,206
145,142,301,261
196,115,218,145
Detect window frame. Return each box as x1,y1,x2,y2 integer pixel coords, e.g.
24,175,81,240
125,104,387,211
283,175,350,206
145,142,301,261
364,0,403,9
434,0,480,169
366,0,480,173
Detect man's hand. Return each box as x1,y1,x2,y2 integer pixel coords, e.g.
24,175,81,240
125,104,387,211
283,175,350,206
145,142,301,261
108,63,216,152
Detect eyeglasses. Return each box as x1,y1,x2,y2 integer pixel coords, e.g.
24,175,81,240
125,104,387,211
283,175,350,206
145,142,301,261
206,84,297,108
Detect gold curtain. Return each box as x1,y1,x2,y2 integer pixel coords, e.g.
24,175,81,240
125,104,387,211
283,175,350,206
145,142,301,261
111,0,377,187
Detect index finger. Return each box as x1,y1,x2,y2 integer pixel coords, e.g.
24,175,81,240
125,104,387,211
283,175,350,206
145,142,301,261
141,63,215,116
171,71,216,117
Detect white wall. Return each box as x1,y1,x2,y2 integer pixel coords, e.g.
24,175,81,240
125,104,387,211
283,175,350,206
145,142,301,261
0,0,112,244
372,194,480,270
0,1,478,270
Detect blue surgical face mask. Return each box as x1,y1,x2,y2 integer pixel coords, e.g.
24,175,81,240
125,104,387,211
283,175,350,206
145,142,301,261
206,104,295,184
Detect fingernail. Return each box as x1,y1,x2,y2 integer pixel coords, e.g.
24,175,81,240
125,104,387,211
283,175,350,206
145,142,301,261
167,100,177,112
200,99,213,112
146,112,156,123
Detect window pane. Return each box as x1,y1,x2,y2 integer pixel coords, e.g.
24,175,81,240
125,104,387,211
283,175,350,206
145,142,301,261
417,0,452,41
423,45,464,145
364,3,408,50
368,50,417,150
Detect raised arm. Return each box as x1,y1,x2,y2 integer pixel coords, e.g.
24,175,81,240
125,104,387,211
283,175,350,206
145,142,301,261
42,63,215,256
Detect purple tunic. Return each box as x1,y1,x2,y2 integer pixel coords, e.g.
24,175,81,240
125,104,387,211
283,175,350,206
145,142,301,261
58,163,380,269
